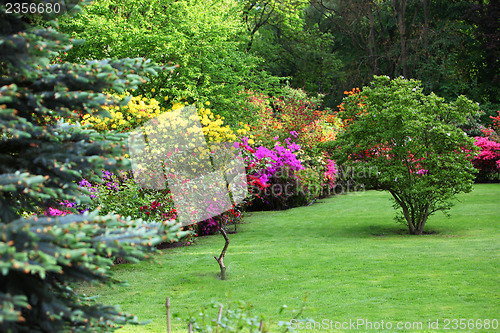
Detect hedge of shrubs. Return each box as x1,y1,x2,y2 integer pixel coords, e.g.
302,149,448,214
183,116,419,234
42,88,341,238
47,90,500,239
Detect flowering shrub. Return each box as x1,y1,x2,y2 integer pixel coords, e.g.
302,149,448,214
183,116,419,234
324,159,338,188
294,156,338,202
241,88,341,150
239,90,282,146
42,169,196,252
42,170,180,227
198,105,238,143
80,170,178,222
485,111,500,142
43,206,70,217
236,135,313,210
81,93,164,132
472,136,500,181
82,94,243,227
331,76,479,235
235,90,272,126
98,102,248,234
82,93,239,144
336,87,367,128
491,111,500,132
236,89,341,207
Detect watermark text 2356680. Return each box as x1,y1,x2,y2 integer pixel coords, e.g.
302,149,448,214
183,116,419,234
5,2,61,14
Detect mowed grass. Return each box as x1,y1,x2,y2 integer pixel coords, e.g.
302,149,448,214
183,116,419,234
78,184,500,332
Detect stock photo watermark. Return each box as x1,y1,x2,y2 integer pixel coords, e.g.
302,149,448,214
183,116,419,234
289,318,499,331
247,164,377,199
126,105,379,226
4,0,86,17
127,105,247,226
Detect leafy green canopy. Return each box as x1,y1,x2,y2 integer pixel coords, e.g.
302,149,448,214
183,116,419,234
57,0,282,125
0,1,188,331
329,76,479,235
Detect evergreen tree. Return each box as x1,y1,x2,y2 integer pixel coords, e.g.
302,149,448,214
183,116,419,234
0,1,188,331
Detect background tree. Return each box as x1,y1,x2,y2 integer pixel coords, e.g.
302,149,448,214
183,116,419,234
250,0,499,120
0,1,188,331
461,0,500,123
303,1,478,105
247,0,341,105
329,76,479,235
57,0,282,126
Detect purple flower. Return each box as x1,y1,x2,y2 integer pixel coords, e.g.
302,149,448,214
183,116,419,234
59,200,76,208
259,173,270,184
255,146,278,161
78,179,91,188
102,170,113,179
287,141,301,152
275,144,286,155
106,181,118,190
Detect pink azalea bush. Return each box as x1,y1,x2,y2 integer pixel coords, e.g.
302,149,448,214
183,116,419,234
472,136,500,181
236,133,338,209
235,135,306,209
323,159,338,188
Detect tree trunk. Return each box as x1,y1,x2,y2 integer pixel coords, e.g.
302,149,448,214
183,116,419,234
422,0,429,51
392,193,415,234
214,227,230,280
368,4,379,74
389,190,434,235
394,0,408,77
415,202,430,235
402,204,417,235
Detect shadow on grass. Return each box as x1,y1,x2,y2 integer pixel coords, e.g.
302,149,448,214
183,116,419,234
339,223,442,237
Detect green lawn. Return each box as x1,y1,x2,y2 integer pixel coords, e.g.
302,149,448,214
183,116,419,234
78,184,500,332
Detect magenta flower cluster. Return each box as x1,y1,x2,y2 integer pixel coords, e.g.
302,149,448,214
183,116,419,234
43,200,86,217
323,159,338,188
45,170,123,217
473,136,500,174
474,137,500,163
238,135,304,186
416,169,429,176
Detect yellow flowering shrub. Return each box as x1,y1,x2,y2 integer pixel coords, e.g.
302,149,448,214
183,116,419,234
82,93,164,132
198,107,237,143
82,93,243,145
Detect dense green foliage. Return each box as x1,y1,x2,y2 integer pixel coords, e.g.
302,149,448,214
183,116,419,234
251,0,499,118
56,0,499,125
57,0,282,125
329,76,479,234
0,1,188,331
